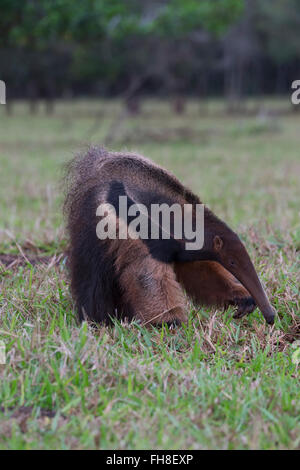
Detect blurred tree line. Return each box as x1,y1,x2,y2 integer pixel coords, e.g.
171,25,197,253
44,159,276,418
1,0,300,113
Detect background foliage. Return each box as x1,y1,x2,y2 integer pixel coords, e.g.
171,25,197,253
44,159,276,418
1,0,300,111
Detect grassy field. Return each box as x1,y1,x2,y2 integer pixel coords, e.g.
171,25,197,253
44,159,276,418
0,99,299,450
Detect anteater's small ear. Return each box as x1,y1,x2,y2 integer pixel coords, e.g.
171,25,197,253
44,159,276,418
213,235,223,252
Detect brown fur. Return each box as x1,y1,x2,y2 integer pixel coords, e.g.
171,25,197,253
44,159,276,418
63,147,257,325
174,261,255,318
103,224,187,325
118,253,187,325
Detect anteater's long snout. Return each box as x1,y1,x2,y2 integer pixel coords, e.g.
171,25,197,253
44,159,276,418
229,256,275,325
252,293,275,325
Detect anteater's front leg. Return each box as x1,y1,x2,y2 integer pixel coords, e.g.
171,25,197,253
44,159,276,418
115,240,187,325
174,260,256,318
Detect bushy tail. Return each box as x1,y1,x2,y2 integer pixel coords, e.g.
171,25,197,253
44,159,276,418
63,146,120,323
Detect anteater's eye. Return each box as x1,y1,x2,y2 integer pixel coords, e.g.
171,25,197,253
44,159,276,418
229,260,236,267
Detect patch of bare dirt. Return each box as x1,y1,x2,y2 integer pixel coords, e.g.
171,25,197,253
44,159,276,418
0,253,64,269
0,406,66,435
0,406,57,418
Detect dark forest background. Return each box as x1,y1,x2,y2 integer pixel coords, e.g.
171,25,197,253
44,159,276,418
1,0,300,113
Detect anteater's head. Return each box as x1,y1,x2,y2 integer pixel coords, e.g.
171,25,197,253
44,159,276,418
204,213,275,325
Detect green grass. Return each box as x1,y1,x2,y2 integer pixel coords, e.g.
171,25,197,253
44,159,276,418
0,99,299,449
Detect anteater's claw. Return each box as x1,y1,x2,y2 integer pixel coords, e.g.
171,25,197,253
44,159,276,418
232,297,256,319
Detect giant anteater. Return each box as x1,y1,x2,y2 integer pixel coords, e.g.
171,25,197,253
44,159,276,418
64,147,275,326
